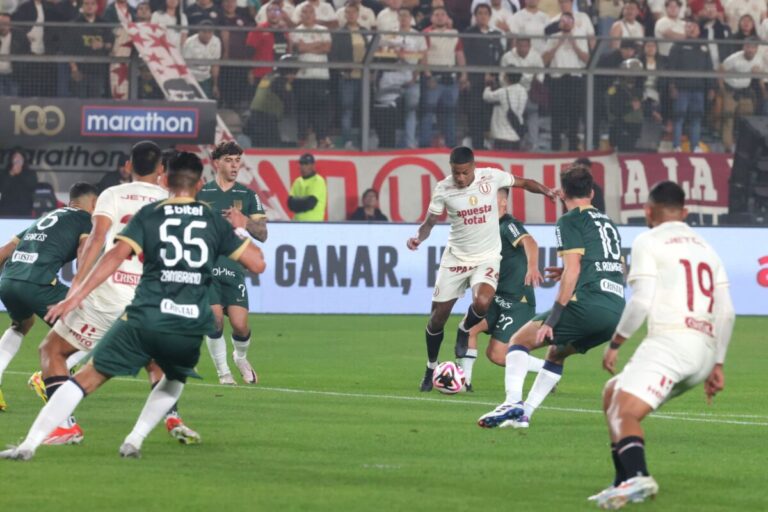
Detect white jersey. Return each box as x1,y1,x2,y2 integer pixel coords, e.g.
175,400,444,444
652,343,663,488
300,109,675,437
627,221,728,338
428,167,514,264
88,181,168,313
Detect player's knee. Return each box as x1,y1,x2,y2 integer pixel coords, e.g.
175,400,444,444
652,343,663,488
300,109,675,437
486,344,506,366
11,317,33,335
602,380,617,412
473,298,492,316
208,328,224,339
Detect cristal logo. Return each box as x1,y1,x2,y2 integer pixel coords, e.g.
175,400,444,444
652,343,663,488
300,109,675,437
113,270,141,286
758,256,768,287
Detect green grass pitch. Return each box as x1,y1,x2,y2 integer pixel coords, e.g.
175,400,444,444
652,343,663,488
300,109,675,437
0,313,766,511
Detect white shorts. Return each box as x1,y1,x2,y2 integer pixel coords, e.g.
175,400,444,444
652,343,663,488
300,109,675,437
52,295,123,352
611,331,717,410
432,254,500,303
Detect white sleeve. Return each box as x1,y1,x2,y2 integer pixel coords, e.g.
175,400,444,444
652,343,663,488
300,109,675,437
427,184,445,215
615,276,656,339
92,188,116,224
627,235,657,282
491,167,514,188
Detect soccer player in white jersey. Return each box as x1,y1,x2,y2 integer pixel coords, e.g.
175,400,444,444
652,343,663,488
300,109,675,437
407,146,555,391
32,141,199,445
590,182,736,509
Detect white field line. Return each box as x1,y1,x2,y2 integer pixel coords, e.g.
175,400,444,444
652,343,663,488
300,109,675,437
6,371,767,427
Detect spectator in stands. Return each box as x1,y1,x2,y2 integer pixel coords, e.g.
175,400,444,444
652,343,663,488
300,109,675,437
183,19,221,98
483,71,527,149
376,0,400,33
12,0,54,97
292,0,338,29
668,20,713,152
543,11,590,151
648,0,686,20
288,153,327,221
609,0,645,48
482,0,514,33
724,1,764,33
219,0,254,109
415,0,451,31
546,0,596,50
639,39,669,126
97,154,132,192
420,7,467,148
151,0,188,50
444,0,471,30
633,0,657,36
508,0,549,54
103,0,135,24
0,149,37,218
337,0,374,29
246,54,297,147
722,13,758,60
606,58,644,150
500,37,545,150
595,39,638,147
69,0,112,98
689,0,723,19
247,1,289,85
699,0,731,67
256,0,294,26
186,0,219,29
596,0,622,37
331,3,367,149
720,38,762,152
349,188,389,221
0,12,27,96
464,4,503,150
654,0,685,56
291,3,333,148
136,1,152,21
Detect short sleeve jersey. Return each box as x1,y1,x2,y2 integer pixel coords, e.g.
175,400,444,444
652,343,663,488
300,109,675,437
556,206,625,312
88,181,169,313
116,198,250,334
497,214,535,306
627,221,728,335
2,208,92,285
428,167,514,264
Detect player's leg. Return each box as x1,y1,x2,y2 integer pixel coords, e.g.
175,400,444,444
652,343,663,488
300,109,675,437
420,299,458,391
459,318,488,391
206,282,235,384
517,342,578,427
455,261,499,357
485,301,544,371
227,305,258,384
0,315,34,411
145,360,200,445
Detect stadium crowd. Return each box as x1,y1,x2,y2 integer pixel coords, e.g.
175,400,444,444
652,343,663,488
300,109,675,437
0,0,767,151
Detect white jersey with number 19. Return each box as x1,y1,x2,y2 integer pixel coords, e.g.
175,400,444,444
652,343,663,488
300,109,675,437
428,167,514,264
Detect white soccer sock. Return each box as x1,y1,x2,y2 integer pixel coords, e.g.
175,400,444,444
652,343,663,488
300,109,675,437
232,333,251,360
527,356,545,373
206,335,230,377
124,377,184,450
523,363,563,418
0,327,24,385
458,349,478,384
504,347,531,404
66,351,89,372
426,360,438,370
18,380,85,452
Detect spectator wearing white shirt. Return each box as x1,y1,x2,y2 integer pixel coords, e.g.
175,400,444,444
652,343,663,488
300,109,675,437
543,12,590,150
182,20,221,98
548,0,596,49
292,0,338,29
508,0,550,53
648,0,686,19
151,0,188,50
471,0,516,32
376,0,402,34
336,0,375,29
500,37,545,149
609,0,645,48
654,0,686,56
723,0,765,33
720,39,763,151
256,0,295,26
596,0,623,36
483,71,528,148
471,0,521,16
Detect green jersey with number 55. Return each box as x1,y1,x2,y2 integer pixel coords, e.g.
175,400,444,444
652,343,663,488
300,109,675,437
115,198,249,334
555,206,625,313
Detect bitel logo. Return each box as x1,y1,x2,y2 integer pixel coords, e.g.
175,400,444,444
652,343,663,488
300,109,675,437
80,106,199,138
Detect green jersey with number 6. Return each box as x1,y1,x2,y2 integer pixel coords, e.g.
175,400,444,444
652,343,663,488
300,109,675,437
2,207,92,285
555,206,625,313
115,198,249,334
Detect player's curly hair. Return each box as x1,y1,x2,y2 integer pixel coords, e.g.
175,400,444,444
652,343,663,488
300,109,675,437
211,141,243,161
561,163,593,199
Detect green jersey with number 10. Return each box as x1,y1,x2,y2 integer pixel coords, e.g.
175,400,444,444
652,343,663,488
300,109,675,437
555,206,625,313
115,198,249,335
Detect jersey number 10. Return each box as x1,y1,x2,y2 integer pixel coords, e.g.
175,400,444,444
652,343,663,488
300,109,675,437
594,221,621,260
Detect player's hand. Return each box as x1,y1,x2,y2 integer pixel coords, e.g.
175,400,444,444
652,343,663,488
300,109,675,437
544,266,563,282
223,207,248,229
535,324,553,344
406,237,421,251
525,266,544,287
45,296,82,325
603,346,619,375
705,364,725,405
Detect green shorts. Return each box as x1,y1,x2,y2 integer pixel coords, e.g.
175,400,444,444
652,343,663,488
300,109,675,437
534,300,622,354
0,278,69,325
209,265,249,310
92,319,203,383
484,296,536,343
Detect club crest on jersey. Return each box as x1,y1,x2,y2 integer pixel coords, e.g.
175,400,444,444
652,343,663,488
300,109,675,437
479,182,492,195
469,196,478,206
232,199,243,211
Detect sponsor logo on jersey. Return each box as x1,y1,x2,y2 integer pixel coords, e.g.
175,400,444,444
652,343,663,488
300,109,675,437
599,279,624,298
212,267,237,278
685,317,714,337
120,195,160,204
160,299,200,319
595,261,624,273
81,107,199,138
469,196,478,206
456,204,491,225
479,181,492,195
23,232,47,242
448,265,477,273
66,327,95,349
163,204,204,216
112,270,141,286
233,199,243,211
11,251,38,264
161,270,202,284
507,223,521,238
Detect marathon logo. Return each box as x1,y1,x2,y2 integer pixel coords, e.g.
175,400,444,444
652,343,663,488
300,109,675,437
11,251,38,263
160,299,200,319
685,317,714,337
112,270,141,286
81,107,199,138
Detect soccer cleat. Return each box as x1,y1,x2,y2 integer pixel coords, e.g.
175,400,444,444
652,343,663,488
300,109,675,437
219,373,236,385
119,443,141,459
419,367,435,392
509,415,530,429
27,371,47,403
0,446,34,461
43,423,84,445
464,383,474,393
233,353,258,384
165,415,201,445
0,388,6,411
477,401,525,428
454,325,469,358
595,476,659,510
588,486,615,502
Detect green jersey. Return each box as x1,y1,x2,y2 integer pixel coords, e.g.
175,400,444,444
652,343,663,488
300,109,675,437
116,198,249,335
2,207,92,285
555,206,625,312
497,214,535,306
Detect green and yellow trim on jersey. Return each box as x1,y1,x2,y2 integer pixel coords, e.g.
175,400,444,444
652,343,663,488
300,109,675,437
510,233,531,248
558,248,586,256
115,235,142,256
228,239,250,261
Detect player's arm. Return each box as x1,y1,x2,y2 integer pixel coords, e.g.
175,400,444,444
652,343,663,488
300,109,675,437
512,177,557,202
224,209,268,243
602,276,656,374
705,283,735,403
0,237,19,269
76,234,90,269
519,235,543,287
233,243,267,275
407,213,439,250
70,215,112,291
536,252,581,343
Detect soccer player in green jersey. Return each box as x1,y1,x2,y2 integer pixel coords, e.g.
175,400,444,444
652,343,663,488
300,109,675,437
0,183,98,411
0,152,266,461
196,141,268,385
478,164,625,429
459,187,546,391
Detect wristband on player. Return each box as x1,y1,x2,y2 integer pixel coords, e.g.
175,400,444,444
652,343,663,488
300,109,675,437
543,302,566,328
609,341,622,350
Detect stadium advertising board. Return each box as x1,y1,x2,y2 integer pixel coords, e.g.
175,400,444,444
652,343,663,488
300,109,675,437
0,98,216,144
0,221,763,316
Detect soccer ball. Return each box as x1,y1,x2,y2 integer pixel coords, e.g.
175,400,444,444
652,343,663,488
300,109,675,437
432,361,466,394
